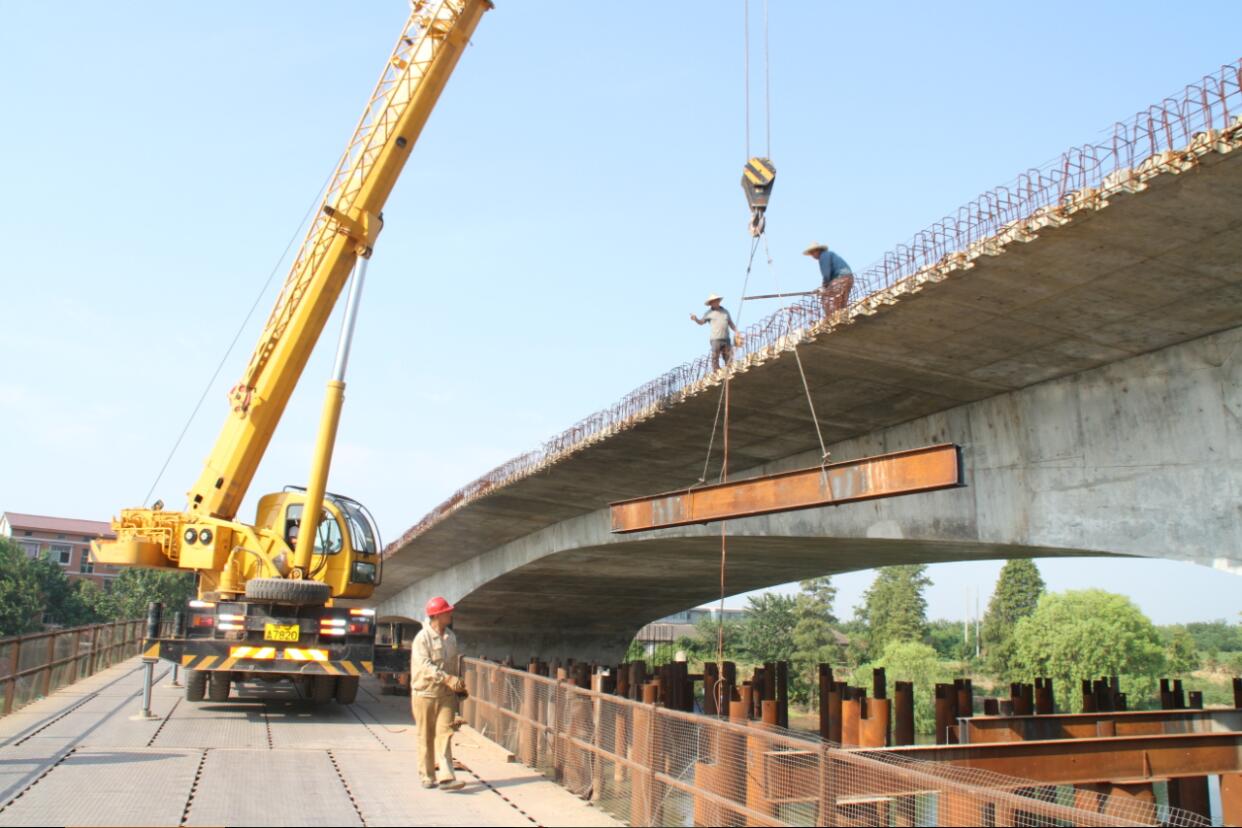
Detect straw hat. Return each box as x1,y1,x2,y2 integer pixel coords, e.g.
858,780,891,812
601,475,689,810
704,293,723,305
803,242,828,255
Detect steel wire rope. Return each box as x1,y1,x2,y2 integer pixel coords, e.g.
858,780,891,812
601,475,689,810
760,234,829,463
697,235,761,485
710,232,761,693
140,167,337,507
743,0,750,159
763,0,771,158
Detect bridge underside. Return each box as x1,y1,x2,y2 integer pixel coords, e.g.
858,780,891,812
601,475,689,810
450,537,1101,662
373,133,1242,662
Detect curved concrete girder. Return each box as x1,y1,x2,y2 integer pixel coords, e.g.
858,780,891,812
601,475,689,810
378,325,1241,661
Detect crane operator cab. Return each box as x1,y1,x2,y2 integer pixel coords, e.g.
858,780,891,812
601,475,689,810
253,487,382,600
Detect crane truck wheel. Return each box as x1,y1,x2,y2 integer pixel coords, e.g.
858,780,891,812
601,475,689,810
207,670,231,702
311,675,336,704
334,676,360,704
244,577,331,605
185,669,207,702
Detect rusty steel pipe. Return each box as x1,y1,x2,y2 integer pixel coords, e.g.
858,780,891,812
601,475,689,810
841,696,862,747
894,681,915,746
861,698,891,748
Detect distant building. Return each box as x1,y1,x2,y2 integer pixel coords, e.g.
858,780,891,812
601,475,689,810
634,606,748,654
0,512,120,589
633,604,850,658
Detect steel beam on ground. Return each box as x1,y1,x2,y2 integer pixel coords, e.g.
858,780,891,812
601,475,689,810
609,443,962,533
861,731,1242,785
960,708,1242,743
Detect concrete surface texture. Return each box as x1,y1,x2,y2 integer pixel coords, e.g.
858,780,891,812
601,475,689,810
371,129,1242,661
0,659,620,827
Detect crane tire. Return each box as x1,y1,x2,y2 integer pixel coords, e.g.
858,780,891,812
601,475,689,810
335,676,360,705
207,670,231,702
311,675,336,705
185,669,207,702
244,578,331,606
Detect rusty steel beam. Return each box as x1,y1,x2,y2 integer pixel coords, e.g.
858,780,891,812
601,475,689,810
861,731,1242,785
961,708,1242,743
610,443,963,533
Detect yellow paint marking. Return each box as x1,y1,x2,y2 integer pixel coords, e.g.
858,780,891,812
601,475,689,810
342,661,360,677
198,655,219,671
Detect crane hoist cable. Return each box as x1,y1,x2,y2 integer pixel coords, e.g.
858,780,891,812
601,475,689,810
714,0,777,678
741,0,775,237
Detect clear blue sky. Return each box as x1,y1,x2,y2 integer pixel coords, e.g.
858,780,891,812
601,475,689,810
0,2,1238,625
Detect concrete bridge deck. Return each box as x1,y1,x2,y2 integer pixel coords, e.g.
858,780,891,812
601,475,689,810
0,659,618,827
370,97,1242,659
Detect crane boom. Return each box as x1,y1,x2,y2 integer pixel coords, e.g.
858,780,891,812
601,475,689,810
90,1,490,706
188,0,491,521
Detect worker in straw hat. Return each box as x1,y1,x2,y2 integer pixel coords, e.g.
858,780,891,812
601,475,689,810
690,294,743,371
410,596,467,790
803,242,854,319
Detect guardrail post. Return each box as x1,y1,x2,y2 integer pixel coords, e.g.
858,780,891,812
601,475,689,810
67,629,83,684
4,638,21,715
519,661,538,767
589,671,607,803
39,633,55,698
630,689,657,827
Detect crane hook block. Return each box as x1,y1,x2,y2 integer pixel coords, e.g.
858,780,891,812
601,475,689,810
741,157,776,236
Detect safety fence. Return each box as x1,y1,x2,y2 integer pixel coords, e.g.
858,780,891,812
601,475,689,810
460,658,1209,827
391,58,1242,552
0,619,152,716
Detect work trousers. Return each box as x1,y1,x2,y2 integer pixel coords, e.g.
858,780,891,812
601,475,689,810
820,274,854,317
710,338,734,371
411,689,457,783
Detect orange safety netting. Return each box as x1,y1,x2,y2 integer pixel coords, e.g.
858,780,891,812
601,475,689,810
459,658,1210,828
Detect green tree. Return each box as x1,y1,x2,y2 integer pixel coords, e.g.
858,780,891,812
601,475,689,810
98,569,197,620
1184,620,1242,655
851,641,951,736
857,566,931,652
1010,590,1166,710
927,619,969,661
1164,626,1200,675
0,538,44,636
691,613,745,662
982,559,1045,676
789,577,841,704
738,593,798,663
27,556,98,627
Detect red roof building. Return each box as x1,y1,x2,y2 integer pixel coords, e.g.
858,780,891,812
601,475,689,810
0,512,120,588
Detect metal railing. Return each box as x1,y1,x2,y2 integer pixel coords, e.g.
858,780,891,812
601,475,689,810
0,619,153,716
391,59,1242,553
459,658,1208,827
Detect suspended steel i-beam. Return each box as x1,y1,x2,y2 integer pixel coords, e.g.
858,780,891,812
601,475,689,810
609,443,963,533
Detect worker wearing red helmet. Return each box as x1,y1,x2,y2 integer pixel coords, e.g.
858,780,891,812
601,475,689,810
410,595,467,790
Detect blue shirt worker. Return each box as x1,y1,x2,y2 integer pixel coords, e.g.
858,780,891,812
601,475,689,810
690,293,743,370
803,242,854,319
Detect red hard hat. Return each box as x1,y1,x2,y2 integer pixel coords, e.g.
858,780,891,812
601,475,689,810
425,596,454,617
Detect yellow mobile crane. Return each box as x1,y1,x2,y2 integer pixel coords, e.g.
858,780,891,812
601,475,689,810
92,0,492,705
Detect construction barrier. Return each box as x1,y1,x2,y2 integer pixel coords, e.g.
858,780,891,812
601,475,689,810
460,657,1210,827
0,619,164,716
